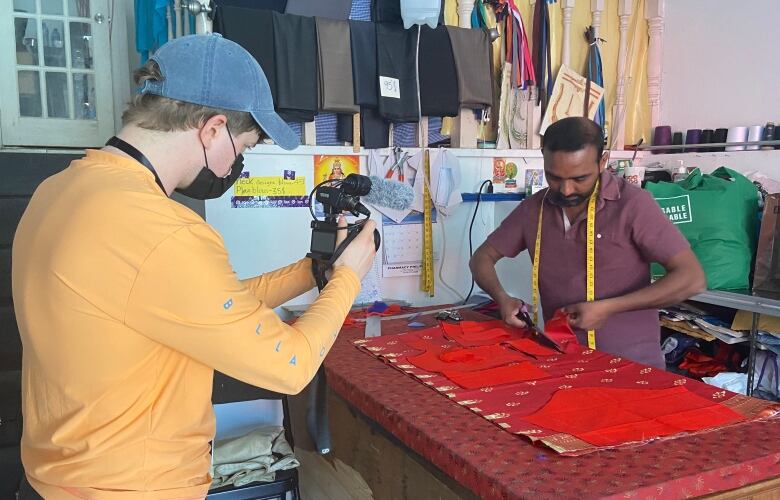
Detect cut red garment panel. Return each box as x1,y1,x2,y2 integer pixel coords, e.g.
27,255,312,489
441,320,529,347
543,309,580,354
503,338,558,357
524,386,745,447
443,362,550,389
407,344,529,373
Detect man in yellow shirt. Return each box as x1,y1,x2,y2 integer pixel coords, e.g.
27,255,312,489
12,34,376,498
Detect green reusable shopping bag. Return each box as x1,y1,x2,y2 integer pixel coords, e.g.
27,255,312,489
644,167,759,290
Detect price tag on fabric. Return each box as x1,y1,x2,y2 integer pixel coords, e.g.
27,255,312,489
233,176,306,197
379,76,401,99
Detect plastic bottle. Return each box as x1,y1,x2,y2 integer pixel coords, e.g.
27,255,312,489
672,160,688,183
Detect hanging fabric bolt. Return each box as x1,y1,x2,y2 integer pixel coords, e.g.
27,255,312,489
584,26,606,131
532,0,553,114
532,180,600,349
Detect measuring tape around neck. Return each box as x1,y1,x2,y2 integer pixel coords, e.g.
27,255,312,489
532,180,600,349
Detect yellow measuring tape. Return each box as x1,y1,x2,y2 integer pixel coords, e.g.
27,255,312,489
421,149,435,296
532,180,600,349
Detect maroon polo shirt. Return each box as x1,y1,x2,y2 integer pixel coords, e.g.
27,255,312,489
487,170,689,368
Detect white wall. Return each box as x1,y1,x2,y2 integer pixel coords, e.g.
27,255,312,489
659,0,780,131
205,146,639,309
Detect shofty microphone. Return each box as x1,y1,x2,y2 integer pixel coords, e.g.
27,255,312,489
363,176,415,210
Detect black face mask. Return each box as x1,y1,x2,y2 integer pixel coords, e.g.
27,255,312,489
548,191,589,207
175,124,245,200
175,153,245,200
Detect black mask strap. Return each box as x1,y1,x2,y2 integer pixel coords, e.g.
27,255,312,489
106,136,167,195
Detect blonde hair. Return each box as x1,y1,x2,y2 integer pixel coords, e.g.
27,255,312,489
122,60,263,136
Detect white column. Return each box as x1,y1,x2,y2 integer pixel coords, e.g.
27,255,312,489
590,0,605,39
173,0,182,38
452,0,478,148
611,0,633,149
561,0,576,67
645,0,665,128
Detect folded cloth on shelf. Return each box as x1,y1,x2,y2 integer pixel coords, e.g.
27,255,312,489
284,0,352,19
210,426,300,489
213,6,277,103
419,25,459,117
446,26,493,109
272,12,318,122
376,23,420,123
213,0,287,11
316,18,359,113
337,108,390,148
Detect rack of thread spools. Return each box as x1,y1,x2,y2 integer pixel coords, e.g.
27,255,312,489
643,122,780,154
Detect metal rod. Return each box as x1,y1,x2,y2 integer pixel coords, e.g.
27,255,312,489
639,140,780,151
747,312,758,397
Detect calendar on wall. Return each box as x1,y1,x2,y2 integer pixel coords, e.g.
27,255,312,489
381,211,437,278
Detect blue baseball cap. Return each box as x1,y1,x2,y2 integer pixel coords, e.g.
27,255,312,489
139,33,299,150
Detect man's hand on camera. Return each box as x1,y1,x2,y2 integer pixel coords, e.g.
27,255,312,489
333,217,377,280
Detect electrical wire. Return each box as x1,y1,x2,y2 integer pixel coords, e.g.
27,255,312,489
436,211,467,303
463,179,493,304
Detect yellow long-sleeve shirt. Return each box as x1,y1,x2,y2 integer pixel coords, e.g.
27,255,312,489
12,149,360,498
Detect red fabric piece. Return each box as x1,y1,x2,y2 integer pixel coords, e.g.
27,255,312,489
441,320,528,347
366,303,404,316
679,350,729,378
524,386,745,447
543,309,580,353
503,338,558,357
343,309,780,498
406,343,529,373
443,362,549,389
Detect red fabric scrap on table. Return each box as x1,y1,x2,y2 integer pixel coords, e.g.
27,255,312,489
440,319,528,347
406,342,529,373
443,362,549,389
524,385,746,447
366,303,404,316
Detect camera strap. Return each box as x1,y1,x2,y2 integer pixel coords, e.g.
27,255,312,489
106,136,167,195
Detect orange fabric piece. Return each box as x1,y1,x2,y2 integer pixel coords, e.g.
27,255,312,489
524,386,745,447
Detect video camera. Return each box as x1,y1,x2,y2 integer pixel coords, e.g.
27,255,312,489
307,174,381,289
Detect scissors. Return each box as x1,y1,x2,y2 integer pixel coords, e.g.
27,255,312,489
516,302,564,352
385,147,408,182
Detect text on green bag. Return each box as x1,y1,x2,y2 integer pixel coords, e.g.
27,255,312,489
655,195,693,224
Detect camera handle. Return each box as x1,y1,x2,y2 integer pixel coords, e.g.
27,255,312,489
305,222,380,455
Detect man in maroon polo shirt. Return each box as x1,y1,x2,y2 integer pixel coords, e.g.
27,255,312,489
470,117,705,368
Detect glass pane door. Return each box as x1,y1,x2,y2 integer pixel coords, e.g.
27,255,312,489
1,0,114,147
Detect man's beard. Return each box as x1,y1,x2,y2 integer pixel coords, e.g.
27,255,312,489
548,190,590,207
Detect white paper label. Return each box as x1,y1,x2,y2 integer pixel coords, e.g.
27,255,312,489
379,76,401,99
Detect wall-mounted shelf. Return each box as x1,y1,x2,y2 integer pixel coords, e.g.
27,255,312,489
461,192,525,202
640,140,780,152
688,289,780,397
